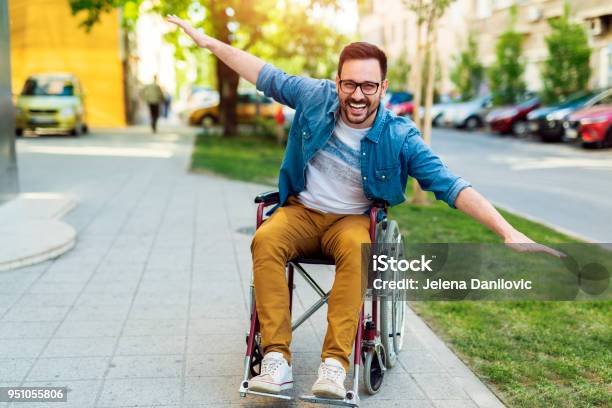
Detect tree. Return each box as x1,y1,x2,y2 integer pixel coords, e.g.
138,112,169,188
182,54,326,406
404,0,453,205
541,2,591,104
487,5,526,106
68,0,346,137
387,49,411,91
450,32,484,101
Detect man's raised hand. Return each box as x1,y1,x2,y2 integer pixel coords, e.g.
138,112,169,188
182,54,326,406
166,15,209,49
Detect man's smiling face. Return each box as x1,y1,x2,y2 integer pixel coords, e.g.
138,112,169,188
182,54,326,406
336,58,388,129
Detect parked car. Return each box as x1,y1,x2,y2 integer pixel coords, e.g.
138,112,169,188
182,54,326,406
14,73,88,136
442,95,493,130
187,90,279,126
418,95,461,126
486,95,540,136
563,104,612,148
527,89,612,142
385,91,414,117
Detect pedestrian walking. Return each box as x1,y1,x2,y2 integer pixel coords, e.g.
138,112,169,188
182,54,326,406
140,76,165,133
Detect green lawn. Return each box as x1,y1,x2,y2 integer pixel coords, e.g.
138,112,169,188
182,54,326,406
191,131,611,408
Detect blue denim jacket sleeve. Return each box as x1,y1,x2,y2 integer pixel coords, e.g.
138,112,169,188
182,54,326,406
402,126,471,208
255,63,321,110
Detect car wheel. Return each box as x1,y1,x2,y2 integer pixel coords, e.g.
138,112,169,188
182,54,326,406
15,128,23,137
82,124,89,134
605,127,612,148
70,122,82,137
465,116,480,130
432,114,442,127
201,114,217,128
512,120,528,137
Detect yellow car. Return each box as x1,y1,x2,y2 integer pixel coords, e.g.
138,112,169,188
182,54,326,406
188,90,279,126
14,73,88,136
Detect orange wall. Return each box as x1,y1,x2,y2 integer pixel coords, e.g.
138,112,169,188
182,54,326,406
9,0,126,127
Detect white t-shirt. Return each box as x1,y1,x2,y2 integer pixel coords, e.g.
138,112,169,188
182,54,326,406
298,118,372,214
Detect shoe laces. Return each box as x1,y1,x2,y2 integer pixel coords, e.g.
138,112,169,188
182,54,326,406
261,357,284,376
320,363,344,382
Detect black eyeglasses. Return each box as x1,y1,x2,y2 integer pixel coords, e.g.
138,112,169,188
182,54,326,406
338,80,381,96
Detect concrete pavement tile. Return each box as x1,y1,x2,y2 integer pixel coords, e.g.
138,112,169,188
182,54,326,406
189,302,247,320
131,292,189,307
97,377,182,407
141,267,191,282
26,357,109,381
413,373,470,400
0,321,58,339
26,282,85,295
358,372,427,402
11,293,79,308
128,304,188,320
188,318,245,336
187,335,244,355
398,349,445,373
41,337,117,358
54,320,124,338
2,306,70,322
362,400,434,407
0,338,47,358
64,304,131,322
0,358,35,381
19,380,101,408
183,376,246,405
185,354,243,377
432,401,480,408
122,319,186,337
116,336,185,356
449,375,505,408
73,293,133,308
82,280,141,295
107,355,183,379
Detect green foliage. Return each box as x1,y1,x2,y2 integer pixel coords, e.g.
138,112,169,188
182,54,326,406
541,2,592,104
487,5,526,106
450,32,484,101
387,49,411,92
69,0,142,31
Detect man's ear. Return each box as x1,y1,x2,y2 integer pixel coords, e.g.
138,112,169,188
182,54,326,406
381,79,389,97
335,74,341,88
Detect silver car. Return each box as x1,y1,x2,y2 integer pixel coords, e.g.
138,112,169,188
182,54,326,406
442,95,493,130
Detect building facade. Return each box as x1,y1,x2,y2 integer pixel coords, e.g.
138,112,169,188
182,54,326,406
9,0,127,127
359,0,612,94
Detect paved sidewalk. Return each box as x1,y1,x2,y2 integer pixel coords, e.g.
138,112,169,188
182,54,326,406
0,126,505,407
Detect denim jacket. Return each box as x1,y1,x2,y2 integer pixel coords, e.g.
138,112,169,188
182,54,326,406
256,63,471,213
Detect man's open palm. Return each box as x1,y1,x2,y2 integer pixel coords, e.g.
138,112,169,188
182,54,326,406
166,15,208,48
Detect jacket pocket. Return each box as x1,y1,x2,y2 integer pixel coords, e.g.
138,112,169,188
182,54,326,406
374,164,400,182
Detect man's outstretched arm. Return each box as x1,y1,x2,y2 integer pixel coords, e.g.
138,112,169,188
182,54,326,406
167,15,265,85
454,187,563,257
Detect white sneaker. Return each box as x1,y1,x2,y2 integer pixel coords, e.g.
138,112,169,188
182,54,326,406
311,358,347,399
248,352,293,394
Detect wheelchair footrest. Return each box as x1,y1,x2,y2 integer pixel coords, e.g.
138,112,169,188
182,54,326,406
242,389,293,400
300,394,359,407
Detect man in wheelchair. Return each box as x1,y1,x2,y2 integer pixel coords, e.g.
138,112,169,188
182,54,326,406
168,15,556,402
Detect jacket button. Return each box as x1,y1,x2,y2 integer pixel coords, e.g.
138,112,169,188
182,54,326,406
362,152,366,156
382,175,386,180
363,176,367,180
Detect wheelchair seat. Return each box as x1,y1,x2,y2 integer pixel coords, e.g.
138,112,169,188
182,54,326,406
290,257,335,266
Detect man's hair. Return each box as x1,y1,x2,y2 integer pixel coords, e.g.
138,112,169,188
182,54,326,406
337,42,387,80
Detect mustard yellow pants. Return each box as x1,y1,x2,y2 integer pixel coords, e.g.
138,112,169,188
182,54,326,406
250,196,370,371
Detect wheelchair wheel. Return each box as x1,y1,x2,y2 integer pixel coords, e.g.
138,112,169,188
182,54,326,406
378,220,407,368
245,332,263,378
363,346,386,395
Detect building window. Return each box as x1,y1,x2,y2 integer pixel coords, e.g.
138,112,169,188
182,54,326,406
476,0,491,19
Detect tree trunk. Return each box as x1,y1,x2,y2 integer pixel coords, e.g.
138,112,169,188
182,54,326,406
216,58,239,137
211,0,239,138
410,0,423,132
411,7,435,205
422,20,437,146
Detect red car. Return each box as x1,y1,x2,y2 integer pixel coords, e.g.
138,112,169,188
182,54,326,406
564,105,612,148
485,96,540,136
390,101,414,117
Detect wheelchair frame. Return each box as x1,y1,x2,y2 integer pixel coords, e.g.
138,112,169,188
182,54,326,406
239,191,405,407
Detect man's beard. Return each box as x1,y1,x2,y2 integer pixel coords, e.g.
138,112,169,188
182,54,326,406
342,97,378,125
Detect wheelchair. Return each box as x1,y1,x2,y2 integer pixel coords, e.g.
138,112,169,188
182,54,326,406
239,191,407,407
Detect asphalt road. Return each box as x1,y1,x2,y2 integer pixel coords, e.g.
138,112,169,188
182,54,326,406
430,128,612,242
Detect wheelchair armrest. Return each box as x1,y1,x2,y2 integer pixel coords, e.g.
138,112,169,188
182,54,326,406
254,191,280,205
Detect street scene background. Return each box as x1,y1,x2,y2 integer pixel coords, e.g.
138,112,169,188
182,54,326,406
0,0,611,407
